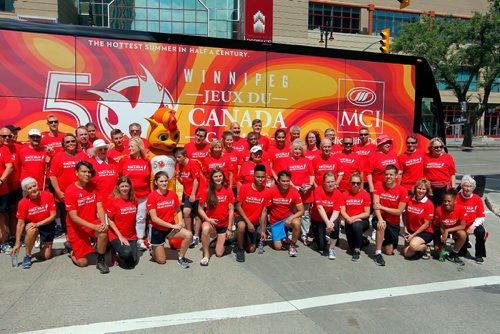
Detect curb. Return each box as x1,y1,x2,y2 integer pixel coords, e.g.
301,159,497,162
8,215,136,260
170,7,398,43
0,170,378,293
485,193,500,218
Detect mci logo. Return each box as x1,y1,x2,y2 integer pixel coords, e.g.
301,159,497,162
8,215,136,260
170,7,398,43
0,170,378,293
338,79,385,134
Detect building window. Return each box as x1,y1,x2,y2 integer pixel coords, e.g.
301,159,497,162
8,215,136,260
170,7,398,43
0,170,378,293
492,77,500,93
0,0,15,12
372,10,419,37
308,3,360,34
437,70,478,91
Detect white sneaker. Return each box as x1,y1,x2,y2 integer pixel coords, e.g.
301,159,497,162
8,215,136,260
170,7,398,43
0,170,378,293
137,239,147,251
371,229,376,241
328,248,336,260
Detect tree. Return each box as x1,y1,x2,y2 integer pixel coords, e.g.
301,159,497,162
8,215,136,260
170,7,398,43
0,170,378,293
393,0,499,147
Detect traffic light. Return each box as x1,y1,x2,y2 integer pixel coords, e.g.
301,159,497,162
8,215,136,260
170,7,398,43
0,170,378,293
398,0,410,9
379,28,390,54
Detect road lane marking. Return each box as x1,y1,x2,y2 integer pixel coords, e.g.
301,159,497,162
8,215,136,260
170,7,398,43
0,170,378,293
22,276,500,334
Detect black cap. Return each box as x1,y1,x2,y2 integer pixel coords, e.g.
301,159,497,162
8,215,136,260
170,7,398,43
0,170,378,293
5,125,21,133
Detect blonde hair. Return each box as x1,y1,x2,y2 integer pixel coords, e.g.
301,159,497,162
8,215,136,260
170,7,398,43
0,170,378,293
129,137,147,159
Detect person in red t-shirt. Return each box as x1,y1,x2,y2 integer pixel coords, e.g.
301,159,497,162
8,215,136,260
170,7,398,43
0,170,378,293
372,165,409,266
312,138,343,189
251,119,270,152
119,137,151,250
354,127,376,187
337,137,362,192
198,168,234,265
0,133,14,245
455,175,487,264
311,172,341,259
75,126,91,154
240,131,271,164
266,170,304,256
40,114,64,155
235,164,270,262
229,122,246,153
126,122,150,153
397,134,424,194
289,125,301,144
424,137,456,207
434,190,467,265
269,129,290,181
2,126,22,241
147,171,192,268
222,131,242,196
19,129,49,190
323,128,343,154
108,129,129,163
65,161,109,274
11,177,56,268
304,130,321,161
238,146,273,191
339,173,371,261
202,139,233,188
85,122,101,144
106,176,138,269
402,178,434,259
184,127,210,164
88,139,119,200
367,134,399,193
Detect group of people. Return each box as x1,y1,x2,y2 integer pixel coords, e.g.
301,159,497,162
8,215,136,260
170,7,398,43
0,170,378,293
2,116,487,274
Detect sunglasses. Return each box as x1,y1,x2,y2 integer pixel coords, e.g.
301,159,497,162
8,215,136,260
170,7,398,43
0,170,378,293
0,135,13,139
343,143,353,146
29,135,41,139
432,145,444,149
406,141,417,145
359,133,369,136
48,120,59,124
351,182,361,186
65,140,76,144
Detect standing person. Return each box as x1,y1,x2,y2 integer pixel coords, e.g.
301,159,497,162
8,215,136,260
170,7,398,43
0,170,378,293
85,122,100,144
234,164,270,262
229,122,246,153
304,130,321,161
48,133,87,234
339,173,371,261
106,176,138,269
251,119,270,151
184,127,209,164
19,129,48,190
75,126,90,154
128,122,150,150
65,161,109,274
337,137,363,192
41,114,65,154
108,129,129,163
312,138,343,189
268,129,290,181
311,172,342,259
88,139,119,200
434,190,467,265
372,165,409,266
221,131,242,196
10,177,56,269
402,179,435,259
0,131,14,248
118,137,151,250
238,146,273,190
367,134,399,193
455,175,487,264
289,125,301,143
147,171,192,268
266,170,304,256
424,137,456,207
397,134,424,195
323,128,343,154
198,168,234,265
174,147,204,247
202,139,233,189
354,127,376,189
286,139,314,245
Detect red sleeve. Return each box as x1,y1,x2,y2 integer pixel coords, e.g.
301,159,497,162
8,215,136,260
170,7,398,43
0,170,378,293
333,189,342,211
424,200,434,221
338,191,347,207
64,186,77,212
146,192,156,211
459,206,468,222
447,154,457,175
399,187,410,203
313,188,323,207
105,198,117,220
475,195,485,218
16,198,28,220
45,191,56,211
362,190,372,207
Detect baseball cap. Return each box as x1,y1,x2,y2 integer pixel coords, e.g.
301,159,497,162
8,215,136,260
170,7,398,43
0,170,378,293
5,125,21,133
377,134,393,146
250,146,263,154
28,129,42,137
92,139,110,149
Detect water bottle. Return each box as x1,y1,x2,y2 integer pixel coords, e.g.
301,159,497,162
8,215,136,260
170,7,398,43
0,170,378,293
258,240,265,254
11,254,18,267
438,249,447,262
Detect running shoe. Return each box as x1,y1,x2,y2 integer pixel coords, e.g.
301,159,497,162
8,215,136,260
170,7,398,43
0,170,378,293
374,253,385,266
137,239,148,251
446,252,465,266
189,236,199,249
178,257,190,269
200,257,209,266
475,256,484,264
289,244,297,257
236,249,245,262
351,251,360,262
96,259,110,274
328,248,336,260
22,256,32,269
63,241,72,254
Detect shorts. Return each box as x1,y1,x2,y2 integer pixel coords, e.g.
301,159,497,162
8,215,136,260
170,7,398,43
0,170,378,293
149,225,176,246
408,229,433,244
373,216,400,248
67,225,97,260
235,216,259,245
0,194,8,213
38,222,56,243
8,188,23,206
270,215,293,242
182,195,199,216
215,226,228,234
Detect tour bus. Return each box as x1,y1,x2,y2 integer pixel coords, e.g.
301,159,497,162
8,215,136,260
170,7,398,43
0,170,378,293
0,19,445,154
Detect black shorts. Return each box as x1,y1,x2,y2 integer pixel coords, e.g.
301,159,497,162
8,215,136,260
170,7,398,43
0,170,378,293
182,195,199,216
0,194,8,213
8,188,23,206
38,222,56,242
408,229,433,244
235,216,259,245
215,226,228,234
149,226,175,246
373,216,400,248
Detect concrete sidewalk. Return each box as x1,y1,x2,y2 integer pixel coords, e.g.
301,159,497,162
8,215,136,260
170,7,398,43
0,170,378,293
446,136,500,149
486,193,500,217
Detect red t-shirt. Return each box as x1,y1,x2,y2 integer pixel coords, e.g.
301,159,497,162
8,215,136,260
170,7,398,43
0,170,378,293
268,145,291,175
106,196,138,241
40,131,64,154
405,196,434,233
16,191,56,223
339,189,371,217
89,157,119,199
6,143,21,190
146,190,180,231
65,182,102,237
177,159,204,197
268,185,302,224
235,183,270,225
202,155,233,180
0,146,13,195
368,151,399,185
18,146,48,190
257,135,270,152
304,149,320,161
232,137,246,153
311,187,341,221
373,182,409,225
337,151,362,192
200,186,234,227
118,156,151,198
455,192,484,229
354,142,376,182
434,204,467,229
48,151,88,194
286,156,314,202
312,154,343,187
108,146,129,163
397,149,424,190
223,149,242,185
238,160,273,186
423,153,456,186
185,141,210,164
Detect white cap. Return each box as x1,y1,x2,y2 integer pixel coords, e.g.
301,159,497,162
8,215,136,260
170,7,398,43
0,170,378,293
28,129,42,137
92,139,109,149
250,145,263,154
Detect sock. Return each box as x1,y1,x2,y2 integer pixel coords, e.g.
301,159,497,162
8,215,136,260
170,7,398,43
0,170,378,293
97,253,105,262
375,250,382,255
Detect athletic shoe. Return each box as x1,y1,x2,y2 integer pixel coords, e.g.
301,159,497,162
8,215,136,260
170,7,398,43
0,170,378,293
301,236,310,246
475,256,484,264
236,249,245,262
446,253,465,266
374,253,385,266
34,238,41,249
54,225,64,237
200,257,209,266
96,260,110,274
371,229,376,241
352,251,360,262
189,236,199,249
289,244,297,257
22,256,32,269
328,248,336,260
137,239,148,251
63,241,72,254
178,257,190,269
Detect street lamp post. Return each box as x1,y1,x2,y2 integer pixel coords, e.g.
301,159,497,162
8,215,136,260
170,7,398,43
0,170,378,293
319,16,334,48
